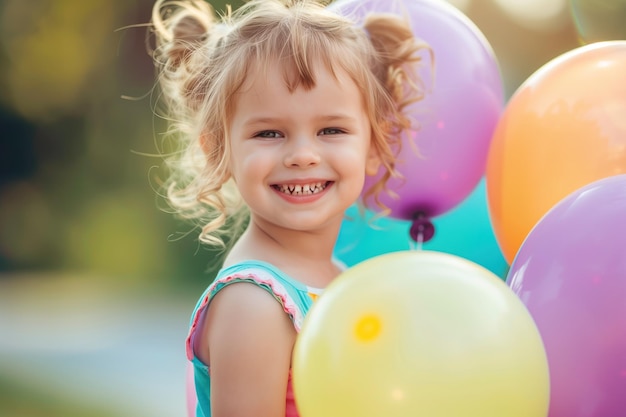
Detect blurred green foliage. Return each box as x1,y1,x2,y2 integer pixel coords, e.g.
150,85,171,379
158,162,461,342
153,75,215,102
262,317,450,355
0,373,117,417
0,0,243,290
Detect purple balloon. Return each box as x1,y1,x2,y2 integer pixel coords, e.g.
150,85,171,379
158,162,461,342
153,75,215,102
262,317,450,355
507,174,626,417
330,0,504,221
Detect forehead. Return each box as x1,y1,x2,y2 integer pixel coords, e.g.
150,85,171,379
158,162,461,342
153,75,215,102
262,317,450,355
241,60,362,102
243,50,356,90
229,60,367,128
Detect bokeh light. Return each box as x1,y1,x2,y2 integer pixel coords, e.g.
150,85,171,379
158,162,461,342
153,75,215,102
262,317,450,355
491,0,570,31
570,0,626,44
0,0,123,121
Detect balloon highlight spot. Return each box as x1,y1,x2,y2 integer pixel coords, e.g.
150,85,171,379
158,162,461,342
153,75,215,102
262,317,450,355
354,314,381,342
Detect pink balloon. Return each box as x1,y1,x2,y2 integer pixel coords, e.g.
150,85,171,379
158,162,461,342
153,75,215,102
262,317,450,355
330,0,504,229
507,174,626,417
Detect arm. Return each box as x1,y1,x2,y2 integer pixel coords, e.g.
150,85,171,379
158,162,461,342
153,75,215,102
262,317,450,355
199,282,297,417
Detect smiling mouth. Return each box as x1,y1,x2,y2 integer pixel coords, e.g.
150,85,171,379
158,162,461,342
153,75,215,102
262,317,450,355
272,182,331,196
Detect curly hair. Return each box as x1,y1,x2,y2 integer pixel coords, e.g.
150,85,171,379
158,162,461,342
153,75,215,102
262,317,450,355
150,0,429,247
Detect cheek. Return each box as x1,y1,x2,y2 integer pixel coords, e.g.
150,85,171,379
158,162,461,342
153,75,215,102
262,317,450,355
227,140,253,178
231,150,271,183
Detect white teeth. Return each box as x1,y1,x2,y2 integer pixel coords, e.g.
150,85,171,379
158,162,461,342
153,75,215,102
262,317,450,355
276,182,327,195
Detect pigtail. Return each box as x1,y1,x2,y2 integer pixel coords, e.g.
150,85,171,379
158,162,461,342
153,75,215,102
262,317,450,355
151,0,214,117
361,13,430,213
364,14,428,116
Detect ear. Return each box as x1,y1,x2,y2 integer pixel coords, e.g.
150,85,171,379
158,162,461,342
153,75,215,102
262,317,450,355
365,144,382,176
200,131,232,181
199,132,211,155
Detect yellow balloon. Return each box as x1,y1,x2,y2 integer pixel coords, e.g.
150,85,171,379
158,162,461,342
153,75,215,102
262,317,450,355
293,251,549,417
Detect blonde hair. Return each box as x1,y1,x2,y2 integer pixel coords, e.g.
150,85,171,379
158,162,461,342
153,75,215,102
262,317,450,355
150,0,428,247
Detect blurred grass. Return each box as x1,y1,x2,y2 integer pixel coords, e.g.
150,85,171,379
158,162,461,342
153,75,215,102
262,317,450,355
0,372,117,417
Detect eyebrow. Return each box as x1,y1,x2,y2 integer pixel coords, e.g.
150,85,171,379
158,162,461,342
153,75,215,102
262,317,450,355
317,114,359,123
242,114,359,126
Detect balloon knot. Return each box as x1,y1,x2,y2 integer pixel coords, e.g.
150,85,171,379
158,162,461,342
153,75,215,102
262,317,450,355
409,212,435,243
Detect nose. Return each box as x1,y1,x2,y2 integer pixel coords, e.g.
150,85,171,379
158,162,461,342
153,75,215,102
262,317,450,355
283,135,321,168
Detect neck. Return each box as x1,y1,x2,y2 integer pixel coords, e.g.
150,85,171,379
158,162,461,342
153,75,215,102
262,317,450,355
224,216,344,288
251,217,340,263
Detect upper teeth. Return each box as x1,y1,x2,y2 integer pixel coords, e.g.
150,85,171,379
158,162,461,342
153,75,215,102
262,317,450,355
277,182,327,195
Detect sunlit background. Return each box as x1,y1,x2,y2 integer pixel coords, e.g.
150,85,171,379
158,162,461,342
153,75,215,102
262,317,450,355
0,0,619,415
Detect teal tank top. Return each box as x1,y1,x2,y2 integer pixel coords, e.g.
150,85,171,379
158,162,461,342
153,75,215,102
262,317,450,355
185,260,322,417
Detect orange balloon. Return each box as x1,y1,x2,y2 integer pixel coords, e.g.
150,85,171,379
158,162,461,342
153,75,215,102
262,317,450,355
486,41,626,263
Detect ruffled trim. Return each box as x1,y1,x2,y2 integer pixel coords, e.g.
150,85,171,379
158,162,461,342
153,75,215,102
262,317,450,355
186,269,304,361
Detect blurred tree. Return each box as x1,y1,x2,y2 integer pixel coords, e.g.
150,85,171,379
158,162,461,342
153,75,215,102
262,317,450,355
0,0,226,287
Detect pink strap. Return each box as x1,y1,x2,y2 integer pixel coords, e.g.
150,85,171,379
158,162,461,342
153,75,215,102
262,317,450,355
285,370,299,417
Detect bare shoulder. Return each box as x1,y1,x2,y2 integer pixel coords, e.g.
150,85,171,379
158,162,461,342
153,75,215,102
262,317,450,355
208,282,293,331
200,282,297,416
196,282,296,364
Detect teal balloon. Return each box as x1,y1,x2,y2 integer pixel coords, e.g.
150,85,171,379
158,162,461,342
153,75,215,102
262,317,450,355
334,178,508,278
570,0,626,44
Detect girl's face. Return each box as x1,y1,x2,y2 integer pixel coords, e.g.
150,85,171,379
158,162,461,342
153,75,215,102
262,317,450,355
227,62,380,235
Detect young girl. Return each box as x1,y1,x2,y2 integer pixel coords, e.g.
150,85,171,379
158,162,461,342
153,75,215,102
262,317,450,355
150,0,428,415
